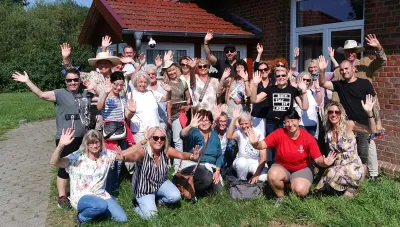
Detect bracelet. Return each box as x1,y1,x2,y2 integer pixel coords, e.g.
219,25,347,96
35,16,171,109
368,115,374,118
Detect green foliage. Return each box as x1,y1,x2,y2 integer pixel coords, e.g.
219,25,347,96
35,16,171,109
0,0,92,92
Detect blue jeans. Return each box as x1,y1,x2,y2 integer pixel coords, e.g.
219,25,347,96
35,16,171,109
265,121,283,163
106,140,128,194
303,125,317,138
134,180,180,219
77,195,127,223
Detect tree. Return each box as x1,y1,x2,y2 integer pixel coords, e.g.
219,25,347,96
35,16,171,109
12,0,30,7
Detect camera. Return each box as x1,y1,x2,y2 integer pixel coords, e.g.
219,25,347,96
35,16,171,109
148,37,156,48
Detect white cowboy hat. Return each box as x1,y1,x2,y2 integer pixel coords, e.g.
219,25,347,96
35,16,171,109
337,40,365,54
88,52,121,68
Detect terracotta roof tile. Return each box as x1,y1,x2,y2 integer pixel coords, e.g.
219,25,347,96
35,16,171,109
105,0,253,35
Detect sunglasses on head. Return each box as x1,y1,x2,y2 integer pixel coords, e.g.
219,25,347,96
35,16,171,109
275,64,285,67
152,136,166,142
328,110,341,115
259,68,269,73
65,78,80,83
275,74,287,78
224,49,236,54
197,64,209,69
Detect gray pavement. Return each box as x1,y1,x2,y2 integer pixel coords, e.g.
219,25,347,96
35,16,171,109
0,119,56,227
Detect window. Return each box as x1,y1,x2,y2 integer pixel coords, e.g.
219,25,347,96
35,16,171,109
290,0,364,71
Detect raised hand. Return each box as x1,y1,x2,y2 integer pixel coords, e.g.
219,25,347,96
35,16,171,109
191,145,202,160
163,50,173,62
256,43,263,54
83,80,96,91
127,96,137,113
323,151,337,166
214,105,222,121
160,82,171,92
103,79,112,93
313,78,320,89
138,53,146,65
112,145,124,160
328,47,335,58
190,113,202,128
120,57,134,64
253,71,261,84
290,76,298,88
204,30,214,43
365,34,381,49
12,71,30,83
101,35,112,50
188,57,197,69
221,67,231,80
232,106,242,120
361,94,376,115
294,47,300,59
297,77,307,91
59,128,75,146
318,55,328,71
238,70,249,81
155,54,162,68
60,43,71,59
245,128,260,144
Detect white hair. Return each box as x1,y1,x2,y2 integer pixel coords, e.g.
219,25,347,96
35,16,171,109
132,70,150,88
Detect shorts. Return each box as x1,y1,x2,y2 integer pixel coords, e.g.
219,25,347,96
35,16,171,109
55,137,83,179
272,163,314,183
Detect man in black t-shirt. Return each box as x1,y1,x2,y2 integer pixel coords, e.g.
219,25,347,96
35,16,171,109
319,56,376,168
204,30,238,79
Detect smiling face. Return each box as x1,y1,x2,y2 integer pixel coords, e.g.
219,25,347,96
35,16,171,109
284,118,300,134
180,59,191,74
225,48,237,61
258,63,270,79
238,118,252,131
147,69,157,84
150,129,166,151
344,48,358,62
327,105,341,125
65,72,80,92
302,73,312,89
308,62,319,75
87,139,101,154
136,75,148,92
197,61,210,76
166,65,178,80
217,115,228,131
112,79,125,95
275,70,288,86
123,47,135,59
339,61,355,80
199,115,212,131
97,60,112,75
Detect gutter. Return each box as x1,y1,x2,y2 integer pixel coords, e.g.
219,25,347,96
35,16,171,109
122,30,259,39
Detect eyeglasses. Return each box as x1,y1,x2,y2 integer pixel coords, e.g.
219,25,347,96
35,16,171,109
224,49,236,54
200,119,210,123
275,75,287,78
65,78,80,83
328,110,341,115
197,65,209,69
275,64,285,67
113,83,125,88
152,136,166,142
303,79,312,82
180,63,190,68
259,68,269,73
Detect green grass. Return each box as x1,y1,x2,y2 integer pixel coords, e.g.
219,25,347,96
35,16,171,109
47,170,400,227
0,92,55,137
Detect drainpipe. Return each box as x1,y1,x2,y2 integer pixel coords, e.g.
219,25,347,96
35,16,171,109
134,31,144,56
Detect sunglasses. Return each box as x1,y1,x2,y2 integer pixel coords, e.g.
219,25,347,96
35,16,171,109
275,64,285,67
197,65,209,69
224,49,236,54
65,78,80,83
328,110,341,115
180,63,190,68
152,136,166,142
303,79,312,82
259,68,269,73
275,75,287,78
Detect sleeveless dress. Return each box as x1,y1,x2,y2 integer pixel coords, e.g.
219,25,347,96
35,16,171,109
316,128,364,191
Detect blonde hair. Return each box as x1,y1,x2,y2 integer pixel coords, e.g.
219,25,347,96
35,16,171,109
323,101,349,141
78,130,105,155
162,64,182,83
274,66,287,74
238,111,252,123
197,58,210,67
145,126,169,152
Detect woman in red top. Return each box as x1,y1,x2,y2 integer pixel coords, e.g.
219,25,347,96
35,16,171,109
247,109,336,206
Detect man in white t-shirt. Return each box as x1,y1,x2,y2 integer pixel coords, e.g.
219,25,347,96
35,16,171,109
226,107,268,183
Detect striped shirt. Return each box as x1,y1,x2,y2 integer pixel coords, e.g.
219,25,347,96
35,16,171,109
101,96,127,121
132,146,169,198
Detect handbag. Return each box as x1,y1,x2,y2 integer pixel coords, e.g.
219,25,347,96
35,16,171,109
172,133,210,202
227,175,265,200
102,97,127,140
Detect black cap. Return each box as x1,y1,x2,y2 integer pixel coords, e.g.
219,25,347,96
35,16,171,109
223,43,236,51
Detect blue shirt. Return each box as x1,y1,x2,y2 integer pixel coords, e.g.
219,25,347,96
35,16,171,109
181,128,223,168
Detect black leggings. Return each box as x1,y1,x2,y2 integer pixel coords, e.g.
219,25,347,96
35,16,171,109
180,166,222,196
55,137,83,179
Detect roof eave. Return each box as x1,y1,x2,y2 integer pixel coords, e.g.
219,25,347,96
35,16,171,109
122,30,260,39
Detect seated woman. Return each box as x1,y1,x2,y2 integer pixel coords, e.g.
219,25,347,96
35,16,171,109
49,129,127,225
119,127,200,219
226,107,268,183
316,95,376,197
213,106,236,168
180,109,223,196
247,109,336,207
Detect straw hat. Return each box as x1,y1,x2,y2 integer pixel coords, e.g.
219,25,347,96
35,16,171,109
337,40,365,54
88,52,121,68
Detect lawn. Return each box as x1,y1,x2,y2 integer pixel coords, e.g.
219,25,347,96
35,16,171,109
46,169,400,227
0,92,55,137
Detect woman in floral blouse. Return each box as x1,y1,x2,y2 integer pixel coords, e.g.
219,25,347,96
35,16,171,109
50,128,128,225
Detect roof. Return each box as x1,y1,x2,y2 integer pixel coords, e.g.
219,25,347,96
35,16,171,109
79,0,259,44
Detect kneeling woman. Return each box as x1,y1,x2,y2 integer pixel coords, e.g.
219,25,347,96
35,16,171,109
247,109,336,206
50,129,127,225
226,107,268,183
119,127,200,219
316,95,376,197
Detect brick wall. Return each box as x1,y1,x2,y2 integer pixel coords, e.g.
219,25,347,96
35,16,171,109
365,0,400,175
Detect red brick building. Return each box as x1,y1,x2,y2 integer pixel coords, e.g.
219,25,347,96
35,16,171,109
81,0,400,175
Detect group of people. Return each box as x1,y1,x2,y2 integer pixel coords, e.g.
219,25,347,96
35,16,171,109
11,30,387,224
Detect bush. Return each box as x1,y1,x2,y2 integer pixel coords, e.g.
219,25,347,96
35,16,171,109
0,0,92,92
